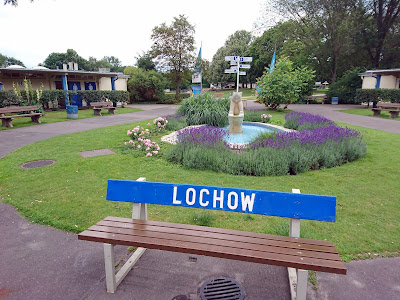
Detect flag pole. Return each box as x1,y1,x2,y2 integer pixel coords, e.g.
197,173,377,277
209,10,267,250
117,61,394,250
200,41,202,91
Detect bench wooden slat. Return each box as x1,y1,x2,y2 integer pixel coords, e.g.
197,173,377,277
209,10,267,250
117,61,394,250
101,217,338,251
0,105,39,113
87,222,341,261
78,223,346,275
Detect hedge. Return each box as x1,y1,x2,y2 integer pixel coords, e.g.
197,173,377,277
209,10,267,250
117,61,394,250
0,90,130,108
355,89,400,104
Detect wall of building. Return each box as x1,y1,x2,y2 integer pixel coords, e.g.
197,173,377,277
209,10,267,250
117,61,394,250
114,78,127,91
99,77,112,90
380,75,397,89
362,77,376,89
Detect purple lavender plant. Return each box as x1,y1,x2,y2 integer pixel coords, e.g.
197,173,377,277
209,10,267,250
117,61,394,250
284,112,335,130
250,126,363,150
177,126,230,150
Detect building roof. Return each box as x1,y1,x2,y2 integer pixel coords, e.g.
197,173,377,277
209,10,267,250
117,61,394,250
360,68,400,77
0,66,129,78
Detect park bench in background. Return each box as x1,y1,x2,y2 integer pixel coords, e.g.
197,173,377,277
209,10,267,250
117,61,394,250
90,101,115,116
0,105,43,128
305,94,327,104
78,178,346,299
371,102,400,118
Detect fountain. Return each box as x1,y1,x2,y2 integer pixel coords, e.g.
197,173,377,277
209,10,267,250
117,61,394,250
228,92,244,133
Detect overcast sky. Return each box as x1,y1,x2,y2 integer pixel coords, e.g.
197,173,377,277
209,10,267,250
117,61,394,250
0,0,269,68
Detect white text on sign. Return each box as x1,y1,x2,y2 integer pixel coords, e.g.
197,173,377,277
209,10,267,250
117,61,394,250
172,186,255,212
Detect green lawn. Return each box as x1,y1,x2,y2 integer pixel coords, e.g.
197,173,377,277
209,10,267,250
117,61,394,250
339,107,400,121
0,115,399,261
0,107,142,130
210,88,257,100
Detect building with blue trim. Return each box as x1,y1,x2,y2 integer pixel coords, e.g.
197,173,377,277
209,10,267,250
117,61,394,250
360,68,400,89
0,64,129,107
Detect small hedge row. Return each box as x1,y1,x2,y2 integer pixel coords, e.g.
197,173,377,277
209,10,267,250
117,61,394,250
355,89,400,104
0,90,130,108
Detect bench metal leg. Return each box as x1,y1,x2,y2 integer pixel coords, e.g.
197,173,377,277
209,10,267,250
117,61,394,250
296,269,308,300
288,268,308,300
103,243,146,293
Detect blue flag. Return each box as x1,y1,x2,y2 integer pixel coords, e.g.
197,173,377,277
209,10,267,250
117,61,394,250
269,51,276,73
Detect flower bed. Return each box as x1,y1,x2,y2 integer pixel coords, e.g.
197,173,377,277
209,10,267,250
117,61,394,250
166,112,367,176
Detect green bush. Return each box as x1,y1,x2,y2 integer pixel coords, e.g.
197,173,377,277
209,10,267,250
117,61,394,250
178,93,230,127
127,68,167,102
327,68,363,104
355,89,400,104
0,90,19,107
257,57,315,109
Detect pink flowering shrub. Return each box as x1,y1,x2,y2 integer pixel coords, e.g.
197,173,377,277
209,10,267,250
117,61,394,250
153,116,168,132
124,118,165,157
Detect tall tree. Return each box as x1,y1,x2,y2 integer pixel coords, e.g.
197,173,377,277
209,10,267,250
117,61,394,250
135,51,156,71
359,0,400,67
271,0,359,83
43,49,89,70
151,15,195,100
0,53,25,67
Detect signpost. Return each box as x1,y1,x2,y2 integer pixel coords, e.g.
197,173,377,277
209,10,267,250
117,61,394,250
224,56,252,92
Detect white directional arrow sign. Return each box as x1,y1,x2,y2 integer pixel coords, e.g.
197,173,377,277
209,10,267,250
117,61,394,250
225,56,238,61
223,56,252,92
239,64,251,69
240,57,253,62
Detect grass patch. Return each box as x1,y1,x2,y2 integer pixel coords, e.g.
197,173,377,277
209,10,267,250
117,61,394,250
0,107,142,130
0,119,399,259
339,108,400,121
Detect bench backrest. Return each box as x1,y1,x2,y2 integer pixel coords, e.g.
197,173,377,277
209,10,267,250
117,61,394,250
90,101,113,107
377,102,400,109
106,179,336,222
0,105,39,114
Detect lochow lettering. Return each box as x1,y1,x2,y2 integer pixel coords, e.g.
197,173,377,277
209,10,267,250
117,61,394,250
172,186,255,212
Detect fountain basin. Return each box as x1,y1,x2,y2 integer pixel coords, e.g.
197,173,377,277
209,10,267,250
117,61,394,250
161,122,293,149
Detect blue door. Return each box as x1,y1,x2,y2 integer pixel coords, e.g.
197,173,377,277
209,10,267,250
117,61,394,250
68,82,82,106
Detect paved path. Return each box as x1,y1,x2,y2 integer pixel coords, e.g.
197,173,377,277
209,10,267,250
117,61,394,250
246,102,400,134
1,104,399,300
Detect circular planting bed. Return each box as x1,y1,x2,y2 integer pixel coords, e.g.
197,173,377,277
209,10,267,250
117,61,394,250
164,112,367,176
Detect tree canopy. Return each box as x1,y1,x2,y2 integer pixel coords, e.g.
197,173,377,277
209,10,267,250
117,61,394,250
0,53,25,67
151,15,195,100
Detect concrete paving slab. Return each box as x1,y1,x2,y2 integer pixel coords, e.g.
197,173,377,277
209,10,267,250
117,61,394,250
79,149,116,158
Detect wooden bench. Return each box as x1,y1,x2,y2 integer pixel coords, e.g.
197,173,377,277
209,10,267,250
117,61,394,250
214,93,224,97
90,101,116,116
0,105,43,128
305,95,327,104
371,102,400,118
78,178,346,299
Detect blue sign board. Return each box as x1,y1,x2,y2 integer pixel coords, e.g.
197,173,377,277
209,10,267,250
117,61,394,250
106,180,336,222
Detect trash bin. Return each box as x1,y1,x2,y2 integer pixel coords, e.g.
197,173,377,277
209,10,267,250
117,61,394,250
66,105,78,119
331,97,338,105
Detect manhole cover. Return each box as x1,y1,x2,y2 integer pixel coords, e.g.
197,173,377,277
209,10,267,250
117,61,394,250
19,160,56,169
200,277,245,300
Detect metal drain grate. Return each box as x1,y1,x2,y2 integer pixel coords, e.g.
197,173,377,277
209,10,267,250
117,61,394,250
19,160,56,169
200,277,245,300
